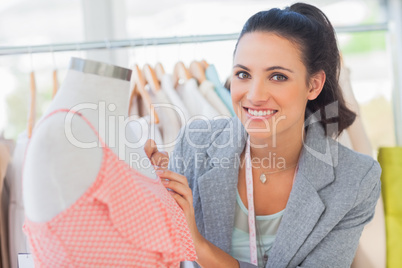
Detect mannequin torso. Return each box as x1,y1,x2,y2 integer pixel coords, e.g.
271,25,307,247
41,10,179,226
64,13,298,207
23,58,157,222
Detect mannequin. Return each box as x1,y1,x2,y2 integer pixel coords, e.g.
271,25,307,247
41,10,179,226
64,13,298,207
23,57,156,223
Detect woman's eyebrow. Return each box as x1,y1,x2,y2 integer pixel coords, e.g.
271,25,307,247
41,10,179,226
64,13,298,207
233,64,293,73
233,64,250,71
265,66,294,73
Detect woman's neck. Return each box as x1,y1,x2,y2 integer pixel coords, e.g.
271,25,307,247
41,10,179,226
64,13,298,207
249,128,304,171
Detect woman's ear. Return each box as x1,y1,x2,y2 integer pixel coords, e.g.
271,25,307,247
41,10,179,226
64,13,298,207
307,70,326,100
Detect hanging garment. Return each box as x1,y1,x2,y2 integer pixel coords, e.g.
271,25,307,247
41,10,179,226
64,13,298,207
176,78,219,119
128,115,164,152
160,74,191,125
0,142,11,268
23,109,196,267
149,89,181,154
199,80,231,117
205,65,235,116
129,94,141,119
6,132,31,268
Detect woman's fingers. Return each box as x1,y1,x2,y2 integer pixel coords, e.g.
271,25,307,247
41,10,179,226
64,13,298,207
156,169,192,200
144,139,169,169
163,180,192,199
144,139,157,158
156,169,188,186
170,192,193,215
152,151,169,169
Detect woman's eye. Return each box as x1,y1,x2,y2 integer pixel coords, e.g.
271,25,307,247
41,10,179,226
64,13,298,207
236,72,250,79
271,74,287,81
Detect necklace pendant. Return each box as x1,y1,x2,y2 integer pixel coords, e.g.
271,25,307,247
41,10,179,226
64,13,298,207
260,173,267,184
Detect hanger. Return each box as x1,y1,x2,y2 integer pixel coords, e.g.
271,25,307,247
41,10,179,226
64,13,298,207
200,59,209,70
52,70,58,99
173,61,191,88
28,71,36,138
189,60,206,85
27,50,36,139
50,47,58,99
143,64,160,93
155,62,165,82
129,64,160,124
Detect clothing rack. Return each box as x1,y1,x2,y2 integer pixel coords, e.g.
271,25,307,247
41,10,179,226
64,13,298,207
0,23,388,56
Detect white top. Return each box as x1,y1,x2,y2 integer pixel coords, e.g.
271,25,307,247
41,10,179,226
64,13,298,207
160,74,191,124
149,89,182,154
176,78,220,120
199,80,232,117
231,190,284,267
127,115,164,151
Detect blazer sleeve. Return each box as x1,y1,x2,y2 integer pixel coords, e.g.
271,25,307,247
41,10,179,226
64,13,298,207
297,161,382,268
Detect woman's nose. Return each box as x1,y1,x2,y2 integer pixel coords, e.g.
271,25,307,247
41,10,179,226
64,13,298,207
247,79,270,104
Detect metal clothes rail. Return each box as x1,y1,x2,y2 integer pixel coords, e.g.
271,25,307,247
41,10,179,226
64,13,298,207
0,23,388,56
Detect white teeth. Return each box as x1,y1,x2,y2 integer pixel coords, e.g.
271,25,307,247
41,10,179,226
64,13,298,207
247,108,275,116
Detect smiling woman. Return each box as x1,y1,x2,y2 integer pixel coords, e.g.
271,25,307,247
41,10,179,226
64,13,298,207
145,2,382,268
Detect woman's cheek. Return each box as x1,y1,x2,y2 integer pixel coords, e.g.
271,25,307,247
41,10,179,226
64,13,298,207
231,83,246,115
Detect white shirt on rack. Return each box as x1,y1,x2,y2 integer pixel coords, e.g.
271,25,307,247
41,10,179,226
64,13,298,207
176,78,220,120
160,74,190,125
149,89,181,154
199,80,232,117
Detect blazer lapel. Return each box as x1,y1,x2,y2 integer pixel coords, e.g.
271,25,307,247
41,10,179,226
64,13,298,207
197,117,247,253
268,115,337,268
267,173,325,268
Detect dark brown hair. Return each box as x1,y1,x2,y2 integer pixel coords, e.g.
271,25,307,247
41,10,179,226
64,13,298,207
234,2,356,137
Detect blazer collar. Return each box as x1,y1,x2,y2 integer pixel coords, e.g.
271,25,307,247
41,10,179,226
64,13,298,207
298,111,337,190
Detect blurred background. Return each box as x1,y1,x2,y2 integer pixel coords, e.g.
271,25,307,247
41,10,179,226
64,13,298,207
0,0,400,155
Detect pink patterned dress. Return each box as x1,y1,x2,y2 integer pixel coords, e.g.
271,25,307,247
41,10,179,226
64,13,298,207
23,109,196,267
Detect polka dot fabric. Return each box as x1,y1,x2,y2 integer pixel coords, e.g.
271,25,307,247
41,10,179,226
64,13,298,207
23,109,197,267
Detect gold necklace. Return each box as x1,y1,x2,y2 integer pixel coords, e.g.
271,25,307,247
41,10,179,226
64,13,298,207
259,164,297,184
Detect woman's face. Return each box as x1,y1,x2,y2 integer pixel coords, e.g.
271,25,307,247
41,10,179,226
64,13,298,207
231,31,324,141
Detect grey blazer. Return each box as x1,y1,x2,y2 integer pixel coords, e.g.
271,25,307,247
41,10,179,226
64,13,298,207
169,114,381,268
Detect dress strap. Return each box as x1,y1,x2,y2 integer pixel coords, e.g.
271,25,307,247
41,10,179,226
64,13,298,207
37,108,106,147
